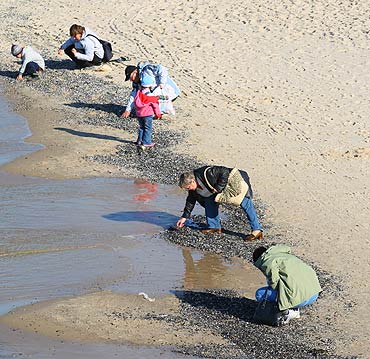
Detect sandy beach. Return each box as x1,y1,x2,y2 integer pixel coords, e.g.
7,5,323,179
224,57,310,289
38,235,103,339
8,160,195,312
0,0,369,357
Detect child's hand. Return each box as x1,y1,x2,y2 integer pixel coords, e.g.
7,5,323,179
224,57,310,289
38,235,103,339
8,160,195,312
58,48,64,56
16,74,23,81
71,48,77,56
121,111,130,118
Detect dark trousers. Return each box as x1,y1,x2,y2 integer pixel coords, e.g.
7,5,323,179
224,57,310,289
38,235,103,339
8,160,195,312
24,61,42,75
64,45,102,68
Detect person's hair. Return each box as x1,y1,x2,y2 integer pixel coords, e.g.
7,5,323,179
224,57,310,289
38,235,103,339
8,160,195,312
70,24,85,37
178,172,195,188
252,246,267,263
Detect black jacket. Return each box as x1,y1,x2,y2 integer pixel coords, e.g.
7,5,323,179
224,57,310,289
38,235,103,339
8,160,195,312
181,166,253,218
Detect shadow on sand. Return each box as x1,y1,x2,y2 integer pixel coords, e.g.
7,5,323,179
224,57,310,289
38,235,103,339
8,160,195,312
45,59,77,70
65,102,123,116
54,127,132,144
0,70,17,79
222,228,247,239
172,290,257,321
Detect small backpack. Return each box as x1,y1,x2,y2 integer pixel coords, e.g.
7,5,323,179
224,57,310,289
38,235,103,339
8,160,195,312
87,34,113,62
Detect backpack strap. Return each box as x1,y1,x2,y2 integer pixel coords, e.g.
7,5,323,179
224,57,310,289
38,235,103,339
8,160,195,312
203,167,216,192
86,34,101,42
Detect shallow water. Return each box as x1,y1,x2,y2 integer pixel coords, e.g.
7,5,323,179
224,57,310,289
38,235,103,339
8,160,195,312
0,93,263,358
0,95,43,166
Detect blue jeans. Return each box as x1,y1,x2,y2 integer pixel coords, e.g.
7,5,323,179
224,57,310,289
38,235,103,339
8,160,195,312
255,286,319,308
204,195,221,228
240,196,262,231
24,61,42,75
203,195,262,231
137,115,153,145
184,219,204,229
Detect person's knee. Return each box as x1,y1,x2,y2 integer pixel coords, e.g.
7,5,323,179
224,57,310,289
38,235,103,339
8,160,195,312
64,45,75,56
294,293,319,308
25,62,39,74
255,286,277,302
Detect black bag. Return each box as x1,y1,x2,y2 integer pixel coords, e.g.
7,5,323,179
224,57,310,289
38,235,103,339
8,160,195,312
253,290,287,327
99,39,113,62
87,34,113,62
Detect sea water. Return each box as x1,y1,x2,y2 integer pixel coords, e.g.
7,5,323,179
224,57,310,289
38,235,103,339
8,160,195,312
0,92,261,359
0,95,43,165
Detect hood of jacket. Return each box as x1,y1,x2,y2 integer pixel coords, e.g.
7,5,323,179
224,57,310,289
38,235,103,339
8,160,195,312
134,90,161,118
255,245,322,310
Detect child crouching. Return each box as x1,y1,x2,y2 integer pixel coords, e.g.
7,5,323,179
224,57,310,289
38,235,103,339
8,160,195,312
11,44,45,81
133,75,162,148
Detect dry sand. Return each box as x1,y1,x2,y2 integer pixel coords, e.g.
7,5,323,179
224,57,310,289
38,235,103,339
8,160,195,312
0,0,369,357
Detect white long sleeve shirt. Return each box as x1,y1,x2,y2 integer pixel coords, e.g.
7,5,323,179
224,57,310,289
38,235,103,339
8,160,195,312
19,46,45,74
60,28,104,61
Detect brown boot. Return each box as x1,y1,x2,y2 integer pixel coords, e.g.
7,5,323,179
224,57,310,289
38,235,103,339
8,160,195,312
201,228,222,234
245,230,263,241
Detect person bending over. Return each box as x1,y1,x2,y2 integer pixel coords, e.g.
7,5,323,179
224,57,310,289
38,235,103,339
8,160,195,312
122,61,180,118
11,44,45,81
176,165,263,241
253,245,322,324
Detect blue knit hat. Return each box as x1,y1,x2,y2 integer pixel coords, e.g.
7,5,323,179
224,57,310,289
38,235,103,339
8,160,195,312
141,75,154,87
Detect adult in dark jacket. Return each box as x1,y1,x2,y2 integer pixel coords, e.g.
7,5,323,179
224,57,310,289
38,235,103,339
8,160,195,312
176,165,263,241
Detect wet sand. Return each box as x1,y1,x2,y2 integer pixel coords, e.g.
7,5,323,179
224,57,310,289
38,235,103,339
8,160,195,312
0,160,265,358
0,0,369,357
0,104,264,358
0,79,358,359
1,292,228,347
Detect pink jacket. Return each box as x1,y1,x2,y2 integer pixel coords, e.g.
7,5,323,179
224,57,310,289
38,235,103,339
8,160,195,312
134,90,161,118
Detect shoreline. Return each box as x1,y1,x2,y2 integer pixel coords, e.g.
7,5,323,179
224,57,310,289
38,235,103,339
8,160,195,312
0,83,125,179
0,0,369,356
0,74,359,359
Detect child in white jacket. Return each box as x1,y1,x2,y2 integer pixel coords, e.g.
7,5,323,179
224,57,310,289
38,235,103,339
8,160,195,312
11,44,45,81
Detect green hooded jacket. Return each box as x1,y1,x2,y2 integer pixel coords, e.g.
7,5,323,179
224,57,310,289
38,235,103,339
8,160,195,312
254,245,322,310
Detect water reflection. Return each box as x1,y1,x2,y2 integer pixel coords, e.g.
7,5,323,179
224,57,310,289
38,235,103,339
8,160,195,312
181,248,264,293
183,249,228,290
133,179,158,202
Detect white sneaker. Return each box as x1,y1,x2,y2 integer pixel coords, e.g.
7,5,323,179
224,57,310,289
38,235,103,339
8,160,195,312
283,308,300,324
